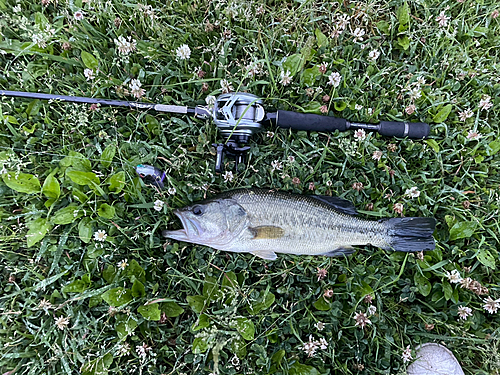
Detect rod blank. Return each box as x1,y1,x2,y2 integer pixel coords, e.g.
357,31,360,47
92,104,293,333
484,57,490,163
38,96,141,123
0,89,156,110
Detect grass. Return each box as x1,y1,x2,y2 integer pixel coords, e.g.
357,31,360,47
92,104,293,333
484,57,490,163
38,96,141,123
1,0,500,374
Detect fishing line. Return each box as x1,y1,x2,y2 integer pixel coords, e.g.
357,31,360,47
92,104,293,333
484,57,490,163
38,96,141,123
0,144,136,168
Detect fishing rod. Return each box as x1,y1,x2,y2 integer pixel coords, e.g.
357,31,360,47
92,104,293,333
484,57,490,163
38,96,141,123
0,90,430,172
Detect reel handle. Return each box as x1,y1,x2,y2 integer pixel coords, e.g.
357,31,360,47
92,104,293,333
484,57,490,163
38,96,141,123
213,141,250,173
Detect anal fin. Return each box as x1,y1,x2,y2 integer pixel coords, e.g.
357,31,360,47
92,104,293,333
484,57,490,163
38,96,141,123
320,246,355,257
251,250,278,260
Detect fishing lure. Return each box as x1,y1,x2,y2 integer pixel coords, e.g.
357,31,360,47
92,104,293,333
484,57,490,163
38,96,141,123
135,164,166,189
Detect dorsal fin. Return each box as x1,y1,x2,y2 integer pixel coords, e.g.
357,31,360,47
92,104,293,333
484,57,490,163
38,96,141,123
311,195,358,216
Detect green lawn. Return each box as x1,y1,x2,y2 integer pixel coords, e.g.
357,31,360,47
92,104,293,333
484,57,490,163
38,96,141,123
1,0,499,374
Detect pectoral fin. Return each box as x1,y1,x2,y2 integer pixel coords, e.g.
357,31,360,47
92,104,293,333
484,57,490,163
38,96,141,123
249,226,285,239
251,250,278,260
320,246,355,257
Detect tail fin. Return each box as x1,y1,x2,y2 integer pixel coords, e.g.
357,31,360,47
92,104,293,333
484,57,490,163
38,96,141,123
383,217,436,252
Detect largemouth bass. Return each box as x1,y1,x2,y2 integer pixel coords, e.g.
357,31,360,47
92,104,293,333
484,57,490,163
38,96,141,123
163,188,436,260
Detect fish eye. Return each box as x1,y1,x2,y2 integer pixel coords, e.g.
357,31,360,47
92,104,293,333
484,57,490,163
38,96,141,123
192,205,204,216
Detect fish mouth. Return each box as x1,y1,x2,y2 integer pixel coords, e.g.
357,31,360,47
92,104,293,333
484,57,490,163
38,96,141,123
162,211,202,241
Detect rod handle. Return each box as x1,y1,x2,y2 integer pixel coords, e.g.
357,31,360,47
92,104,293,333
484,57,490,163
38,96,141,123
274,110,348,132
378,121,430,139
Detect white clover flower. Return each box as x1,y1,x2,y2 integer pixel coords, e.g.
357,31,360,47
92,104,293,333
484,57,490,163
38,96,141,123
176,44,191,60
405,104,416,115
368,50,380,61
32,33,47,48
457,306,472,321
372,150,383,161
280,70,292,86
355,104,363,110
318,62,328,73
331,25,343,38
352,27,365,41
466,130,482,140
460,277,473,289
302,335,319,357
246,62,260,77
436,11,450,27
401,345,412,363
168,187,176,195
94,229,107,242
153,199,164,211
37,298,53,314
129,78,141,90
408,87,421,101
318,338,328,350
445,269,462,284
314,321,325,331
220,79,234,93
483,296,500,314
74,10,84,20
205,95,217,108
478,95,493,111
117,342,131,356
337,14,350,30
55,316,70,330
115,36,137,55
223,170,234,182
405,187,421,198
84,68,95,81
458,109,473,121
327,72,342,87
129,79,145,99
354,312,371,328
117,259,129,270
367,305,377,316
230,355,240,366
271,160,283,171
393,202,404,214
135,342,152,360
354,129,366,141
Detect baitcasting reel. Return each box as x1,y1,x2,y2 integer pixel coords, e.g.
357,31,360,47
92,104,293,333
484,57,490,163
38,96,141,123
210,93,265,173
201,92,431,173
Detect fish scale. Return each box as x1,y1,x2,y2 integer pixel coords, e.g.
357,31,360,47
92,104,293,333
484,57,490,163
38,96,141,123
163,188,436,260
228,190,389,255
